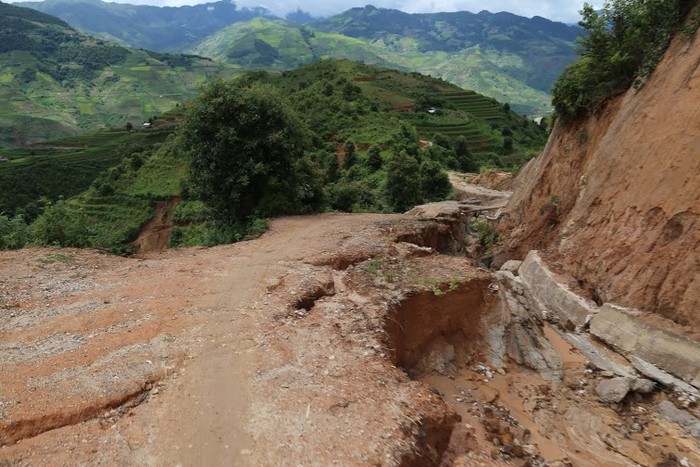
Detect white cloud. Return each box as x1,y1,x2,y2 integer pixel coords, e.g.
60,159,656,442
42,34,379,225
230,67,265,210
100,0,596,24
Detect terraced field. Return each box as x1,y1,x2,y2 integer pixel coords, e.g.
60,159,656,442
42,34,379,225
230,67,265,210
412,120,499,152
442,91,506,121
0,126,172,218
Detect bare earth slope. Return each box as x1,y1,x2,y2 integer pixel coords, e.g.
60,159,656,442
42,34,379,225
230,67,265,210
496,28,700,325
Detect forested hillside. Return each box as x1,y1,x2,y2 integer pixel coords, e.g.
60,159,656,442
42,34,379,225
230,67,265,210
0,1,234,146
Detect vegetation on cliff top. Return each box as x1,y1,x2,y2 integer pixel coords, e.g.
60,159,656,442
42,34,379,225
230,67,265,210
552,0,697,122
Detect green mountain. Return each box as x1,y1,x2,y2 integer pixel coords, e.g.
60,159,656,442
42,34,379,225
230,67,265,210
17,0,579,115
0,1,234,147
16,0,273,51
185,7,578,115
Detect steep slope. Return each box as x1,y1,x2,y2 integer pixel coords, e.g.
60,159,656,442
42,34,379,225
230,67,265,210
0,2,233,146
495,27,700,325
186,18,388,68
313,6,578,95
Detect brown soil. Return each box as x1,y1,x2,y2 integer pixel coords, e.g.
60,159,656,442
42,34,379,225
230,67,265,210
495,25,700,325
131,196,180,253
2,212,698,465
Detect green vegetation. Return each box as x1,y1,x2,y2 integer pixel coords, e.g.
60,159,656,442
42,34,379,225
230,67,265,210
552,0,695,122
24,0,581,116
185,11,578,115
0,2,235,147
181,79,321,223
1,59,547,252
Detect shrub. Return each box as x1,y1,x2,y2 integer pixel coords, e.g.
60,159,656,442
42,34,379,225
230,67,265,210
385,151,422,212
30,200,93,247
0,213,29,249
419,160,451,202
365,144,383,171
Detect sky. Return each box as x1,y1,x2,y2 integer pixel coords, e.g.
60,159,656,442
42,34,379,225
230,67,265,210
106,0,598,24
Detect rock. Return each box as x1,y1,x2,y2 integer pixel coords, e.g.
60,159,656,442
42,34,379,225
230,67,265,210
629,355,700,397
500,260,522,274
630,378,656,394
518,250,597,331
596,377,633,403
484,270,562,381
657,400,700,441
562,333,636,377
591,304,700,390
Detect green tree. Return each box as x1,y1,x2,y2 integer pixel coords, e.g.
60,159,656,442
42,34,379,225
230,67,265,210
343,139,356,169
553,0,691,122
326,153,340,183
503,136,514,154
454,136,476,172
181,79,311,222
385,150,421,212
365,144,383,171
419,160,451,202
125,122,133,132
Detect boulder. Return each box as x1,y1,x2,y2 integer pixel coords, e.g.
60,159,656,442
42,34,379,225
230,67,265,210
518,250,597,331
500,260,522,275
596,377,633,403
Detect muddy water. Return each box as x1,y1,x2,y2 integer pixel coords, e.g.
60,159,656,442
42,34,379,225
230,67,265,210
415,322,700,466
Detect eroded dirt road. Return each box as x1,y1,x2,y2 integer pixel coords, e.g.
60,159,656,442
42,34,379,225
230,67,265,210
0,213,397,464
2,211,699,466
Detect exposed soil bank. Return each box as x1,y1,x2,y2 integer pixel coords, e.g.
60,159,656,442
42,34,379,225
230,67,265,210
495,25,700,325
131,196,180,253
386,281,490,373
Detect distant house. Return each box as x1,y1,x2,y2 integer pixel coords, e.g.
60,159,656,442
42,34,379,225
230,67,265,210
427,107,438,115
143,122,152,128
0,157,8,163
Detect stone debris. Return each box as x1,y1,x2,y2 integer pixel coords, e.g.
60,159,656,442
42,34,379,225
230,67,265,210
595,377,656,403
499,260,522,274
590,304,700,390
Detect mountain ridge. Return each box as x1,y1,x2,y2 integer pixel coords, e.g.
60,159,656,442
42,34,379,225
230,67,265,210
14,0,581,114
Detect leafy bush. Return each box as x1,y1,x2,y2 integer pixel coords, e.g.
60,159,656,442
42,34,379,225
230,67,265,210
419,160,452,202
30,200,93,247
0,214,29,249
385,151,422,212
181,78,313,222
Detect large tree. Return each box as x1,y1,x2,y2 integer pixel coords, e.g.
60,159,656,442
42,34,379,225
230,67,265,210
385,150,422,212
180,78,311,222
